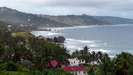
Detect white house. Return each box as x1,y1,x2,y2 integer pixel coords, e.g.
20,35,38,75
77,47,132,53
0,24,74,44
68,58,79,66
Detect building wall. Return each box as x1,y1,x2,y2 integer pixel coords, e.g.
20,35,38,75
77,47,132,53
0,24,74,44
68,58,79,66
70,71,87,75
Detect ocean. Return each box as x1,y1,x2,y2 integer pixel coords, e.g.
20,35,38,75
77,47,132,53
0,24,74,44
31,24,133,57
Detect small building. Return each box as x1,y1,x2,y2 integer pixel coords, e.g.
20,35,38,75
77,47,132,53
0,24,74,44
68,58,79,66
47,60,60,68
11,33,16,37
20,24,24,27
61,66,87,75
7,25,12,27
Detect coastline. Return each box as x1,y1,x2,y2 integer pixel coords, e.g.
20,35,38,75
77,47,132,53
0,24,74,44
37,24,133,30
31,24,133,57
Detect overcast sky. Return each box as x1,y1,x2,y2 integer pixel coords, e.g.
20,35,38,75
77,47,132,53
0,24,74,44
0,0,133,19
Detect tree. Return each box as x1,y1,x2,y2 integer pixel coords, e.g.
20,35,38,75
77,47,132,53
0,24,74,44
79,46,91,64
71,50,79,58
115,52,133,75
97,51,104,60
87,65,100,75
90,51,98,65
83,46,89,55
11,44,32,63
98,53,115,75
33,41,53,70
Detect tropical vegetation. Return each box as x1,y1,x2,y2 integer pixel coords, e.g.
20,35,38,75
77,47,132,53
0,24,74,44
71,46,133,75
0,29,71,74
0,28,133,75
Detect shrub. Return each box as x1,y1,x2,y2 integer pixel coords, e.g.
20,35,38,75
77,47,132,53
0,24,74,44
0,71,26,75
21,60,32,69
6,62,21,71
0,63,7,71
39,69,74,75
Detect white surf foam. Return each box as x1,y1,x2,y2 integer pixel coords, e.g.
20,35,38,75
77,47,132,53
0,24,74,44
66,38,95,43
51,25,96,31
90,49,111,53
88,44,99,47
64,38,100,53
31,31,63,37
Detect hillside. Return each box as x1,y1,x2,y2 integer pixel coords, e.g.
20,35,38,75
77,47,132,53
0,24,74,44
0,7,69,27
98,16,133,24
0,20,11,30
0,7,133,29
40,14,133,25
40,14,110,25
0,20,9,26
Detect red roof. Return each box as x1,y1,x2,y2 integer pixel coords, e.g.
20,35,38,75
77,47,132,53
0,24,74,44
48,60,58,67
61,66,87,72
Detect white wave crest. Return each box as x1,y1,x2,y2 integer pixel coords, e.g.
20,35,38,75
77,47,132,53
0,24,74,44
51,25,96,31
90,49,111,53
66,38,95,44
64,38,100,52
31,31,63,37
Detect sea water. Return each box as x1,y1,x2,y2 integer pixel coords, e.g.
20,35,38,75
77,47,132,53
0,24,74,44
31,25,133,57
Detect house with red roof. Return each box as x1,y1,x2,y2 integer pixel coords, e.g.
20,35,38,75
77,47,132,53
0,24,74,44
61,66,87,75
47,60,61,68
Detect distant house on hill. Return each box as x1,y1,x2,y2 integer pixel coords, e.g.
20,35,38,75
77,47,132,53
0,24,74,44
20,24,24,27
7,25,12,27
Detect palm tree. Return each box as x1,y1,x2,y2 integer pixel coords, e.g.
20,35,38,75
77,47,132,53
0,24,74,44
20,47,33,61
71,50,79,58
115,52,133,75
87,65,100,75
97,51,104,60
98,53,115,75
78,46,91,63
3,47,14,62
90,51,98,65
7,44,32,63
83,46,89,55
33,42,53,70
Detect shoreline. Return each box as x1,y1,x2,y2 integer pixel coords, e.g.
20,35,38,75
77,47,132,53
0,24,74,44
38,24,133,30
31,24,133,57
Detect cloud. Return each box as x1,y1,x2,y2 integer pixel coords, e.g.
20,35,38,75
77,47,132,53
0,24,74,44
1,0,133,11
27,0,133,11
0,0,133,19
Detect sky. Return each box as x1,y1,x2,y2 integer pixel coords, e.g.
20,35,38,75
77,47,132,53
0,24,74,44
0,0,133,19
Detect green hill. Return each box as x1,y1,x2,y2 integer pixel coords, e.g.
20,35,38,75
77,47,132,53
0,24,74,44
98,16,133,24
40,14,110,25
0,7,133,29
40,15,133,25
0,7,69,27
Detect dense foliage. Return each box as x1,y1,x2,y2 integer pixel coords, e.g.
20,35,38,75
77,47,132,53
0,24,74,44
0,29,71,74
1,29,133,75
71,46,133,75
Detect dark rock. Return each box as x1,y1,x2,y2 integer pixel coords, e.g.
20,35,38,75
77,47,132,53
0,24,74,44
56,36,65,43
